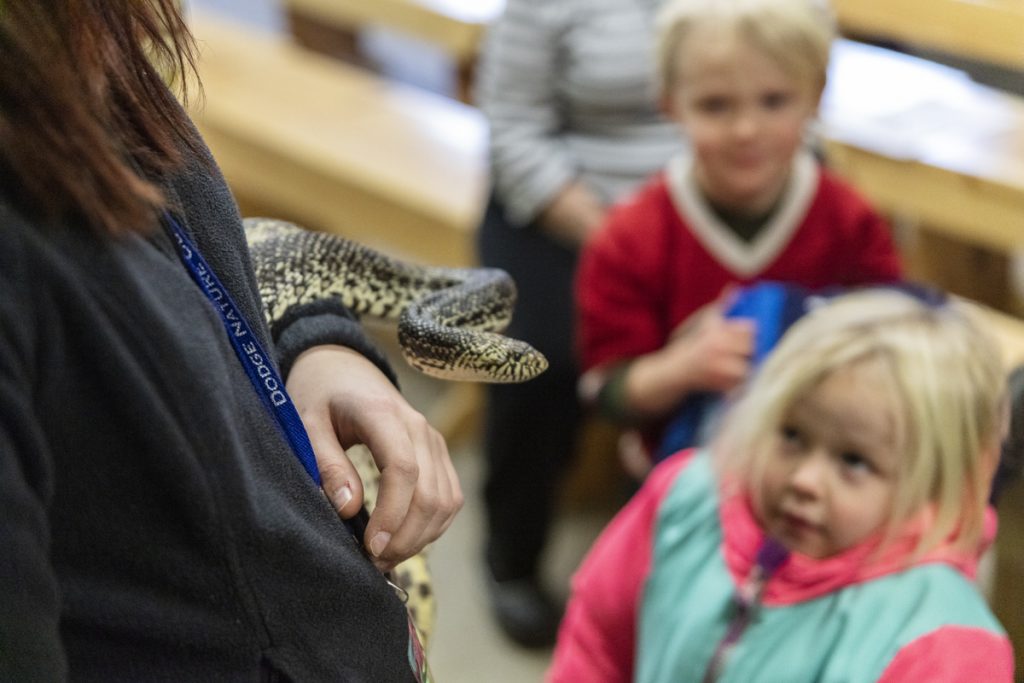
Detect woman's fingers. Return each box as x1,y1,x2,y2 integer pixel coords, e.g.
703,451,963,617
358,407,463,571
286,344,463,571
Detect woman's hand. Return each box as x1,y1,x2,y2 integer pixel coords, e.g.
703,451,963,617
286,345,463,572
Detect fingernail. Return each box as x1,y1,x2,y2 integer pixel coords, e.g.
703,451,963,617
369,531,391,558
330,483,353,512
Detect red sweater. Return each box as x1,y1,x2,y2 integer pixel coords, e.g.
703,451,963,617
577,153,902,371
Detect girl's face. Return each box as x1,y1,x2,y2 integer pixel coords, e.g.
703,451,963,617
755,362,900,558
665,27,821,214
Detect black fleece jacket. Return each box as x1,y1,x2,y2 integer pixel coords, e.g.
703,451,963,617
0,135,416,681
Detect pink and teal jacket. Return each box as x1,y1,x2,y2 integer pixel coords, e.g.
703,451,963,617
547,449,1014,682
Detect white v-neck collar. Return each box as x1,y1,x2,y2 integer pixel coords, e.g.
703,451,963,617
665,151,820,277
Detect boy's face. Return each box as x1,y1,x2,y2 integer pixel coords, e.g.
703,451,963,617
755,362,900,559
665,27,821,214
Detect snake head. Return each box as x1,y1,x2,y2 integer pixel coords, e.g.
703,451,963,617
488,341,549,383
398,331,548,384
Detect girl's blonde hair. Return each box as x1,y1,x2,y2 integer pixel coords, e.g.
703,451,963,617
655,0,835,99
717,288,1005,557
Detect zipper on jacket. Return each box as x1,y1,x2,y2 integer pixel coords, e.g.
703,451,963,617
701,539,790,683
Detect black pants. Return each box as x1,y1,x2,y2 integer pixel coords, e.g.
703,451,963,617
477,198,583,581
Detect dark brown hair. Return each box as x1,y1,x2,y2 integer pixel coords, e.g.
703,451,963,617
0,1,201,234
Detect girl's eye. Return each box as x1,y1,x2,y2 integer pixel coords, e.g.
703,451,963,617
840,451,873,474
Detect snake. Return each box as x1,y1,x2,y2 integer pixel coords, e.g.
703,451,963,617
243,217,548,383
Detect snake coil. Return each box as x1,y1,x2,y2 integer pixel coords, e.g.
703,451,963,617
244,217,548,383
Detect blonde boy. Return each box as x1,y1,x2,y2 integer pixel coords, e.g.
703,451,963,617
576,0,901,459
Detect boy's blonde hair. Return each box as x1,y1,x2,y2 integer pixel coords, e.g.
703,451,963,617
717,289,1005,557
655,0,835,99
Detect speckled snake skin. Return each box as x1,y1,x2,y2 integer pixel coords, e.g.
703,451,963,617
244,217,548,383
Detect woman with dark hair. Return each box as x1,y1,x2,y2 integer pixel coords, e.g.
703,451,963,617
0,2,460,680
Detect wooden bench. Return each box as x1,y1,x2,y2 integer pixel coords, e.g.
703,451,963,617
284,0,498,65
833,0,1024,71
188,10,487,267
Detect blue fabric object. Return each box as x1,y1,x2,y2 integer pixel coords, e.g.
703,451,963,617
654,282,810,462
653,281,942,463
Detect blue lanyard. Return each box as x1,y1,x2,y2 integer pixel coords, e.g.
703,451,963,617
164,212,322,486
165,213,428,679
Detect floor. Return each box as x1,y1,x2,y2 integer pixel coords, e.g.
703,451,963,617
425,442,608,682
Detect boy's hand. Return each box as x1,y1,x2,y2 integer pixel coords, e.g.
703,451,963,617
669,303,755,393
624,287,755,417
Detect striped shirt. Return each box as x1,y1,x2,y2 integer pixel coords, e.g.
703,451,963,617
475,0,684,226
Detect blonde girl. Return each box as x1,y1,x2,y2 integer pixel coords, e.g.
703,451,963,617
550,289,1013,682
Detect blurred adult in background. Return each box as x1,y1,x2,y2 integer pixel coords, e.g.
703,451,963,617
474,0,683,648
0,2,459,679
